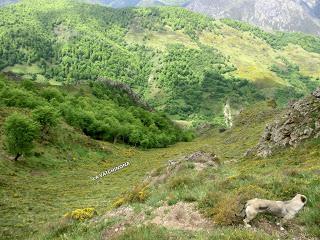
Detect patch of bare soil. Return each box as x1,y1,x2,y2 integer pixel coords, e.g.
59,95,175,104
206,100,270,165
148,202,213,231
97,206,146,240
101,222,130,240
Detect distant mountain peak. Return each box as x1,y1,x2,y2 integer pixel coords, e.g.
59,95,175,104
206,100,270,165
2,0,320,35
185,0,320,35
0,0,19,6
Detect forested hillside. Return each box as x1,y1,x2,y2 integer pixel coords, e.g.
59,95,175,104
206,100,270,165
0,74,191,148
1,0,320,124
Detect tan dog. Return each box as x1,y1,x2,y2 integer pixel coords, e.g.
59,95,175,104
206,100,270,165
243,194,307,230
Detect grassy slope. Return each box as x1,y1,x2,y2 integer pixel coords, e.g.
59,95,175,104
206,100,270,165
1,93,319,239
0,72,189,239
126,19,320,86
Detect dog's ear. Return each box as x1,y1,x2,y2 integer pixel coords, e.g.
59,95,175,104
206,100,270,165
300,195,307,203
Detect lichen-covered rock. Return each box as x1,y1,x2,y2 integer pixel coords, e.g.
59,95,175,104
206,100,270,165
248,92,320,157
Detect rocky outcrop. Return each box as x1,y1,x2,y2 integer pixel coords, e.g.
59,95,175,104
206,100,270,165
97,77,154,112
248,88,320,157
145,151,219,186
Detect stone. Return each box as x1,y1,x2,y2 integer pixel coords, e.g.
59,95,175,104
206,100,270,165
312,88,320,98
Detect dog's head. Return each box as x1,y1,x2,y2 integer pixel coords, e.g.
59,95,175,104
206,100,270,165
294,194,307,205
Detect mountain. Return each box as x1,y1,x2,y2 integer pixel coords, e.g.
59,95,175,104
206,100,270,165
79,0,320,35
3,0,320,35
82,0,188,7
1,0,320,124
185,0,320,35
0,0,18,6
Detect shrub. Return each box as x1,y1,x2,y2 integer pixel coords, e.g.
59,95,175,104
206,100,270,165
4,113,39,160
210,185,271,225
21,79,35,91
64,208,97,221
168,175,196,190
112,197,126,208
199,191,222,217
0,79,6,90
127,184,149,203
32,105,60,140
0,87,44,109
113,184,149,208
41,87,64,102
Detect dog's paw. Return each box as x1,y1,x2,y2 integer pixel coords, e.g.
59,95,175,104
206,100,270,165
280,226,285,231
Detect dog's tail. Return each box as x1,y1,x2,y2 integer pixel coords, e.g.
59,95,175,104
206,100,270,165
235,202,247,218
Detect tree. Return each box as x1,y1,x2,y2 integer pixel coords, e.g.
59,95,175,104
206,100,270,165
32,106,60,140
4,113,39,161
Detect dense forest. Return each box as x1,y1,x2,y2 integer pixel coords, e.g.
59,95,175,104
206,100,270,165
0,0,319,123
0,74,192,148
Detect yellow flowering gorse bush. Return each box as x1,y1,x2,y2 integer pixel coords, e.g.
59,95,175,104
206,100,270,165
64,208,97,221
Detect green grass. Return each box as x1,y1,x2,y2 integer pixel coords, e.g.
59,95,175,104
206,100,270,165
0,102,272,239
1,96,319,240
126,26,198,50
0,83,319,240
115,225,275,240
2,64,43,75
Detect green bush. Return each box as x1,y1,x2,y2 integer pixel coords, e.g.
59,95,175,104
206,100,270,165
168,175,196,190
32,105,60,140
4,113,39,160
21,79,36,91
41,87,64,102
0,87,45,109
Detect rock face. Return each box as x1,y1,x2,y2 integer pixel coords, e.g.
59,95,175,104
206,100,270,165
97,77,154,112
185,0,320,35
249,88,320,157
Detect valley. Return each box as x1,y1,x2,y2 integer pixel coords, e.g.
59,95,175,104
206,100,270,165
1,75,319,239
0,1,320,240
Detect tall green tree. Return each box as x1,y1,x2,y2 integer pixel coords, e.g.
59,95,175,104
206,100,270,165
32,106,60,140
4,113,39,161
